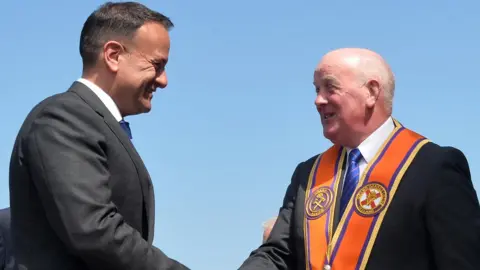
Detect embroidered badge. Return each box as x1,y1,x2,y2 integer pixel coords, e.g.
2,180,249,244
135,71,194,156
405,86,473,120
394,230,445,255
354,182,388,217
305,186,334,220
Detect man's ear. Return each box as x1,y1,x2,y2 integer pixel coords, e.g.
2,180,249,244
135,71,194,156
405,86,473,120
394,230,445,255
366,79,381,108
103,41,124,73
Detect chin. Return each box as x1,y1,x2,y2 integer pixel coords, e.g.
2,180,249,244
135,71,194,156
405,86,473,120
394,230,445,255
141,106,152,113
323,128,339,144
139,100,152,113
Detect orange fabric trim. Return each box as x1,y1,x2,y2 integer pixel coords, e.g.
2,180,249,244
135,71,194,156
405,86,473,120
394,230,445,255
304,123,429,270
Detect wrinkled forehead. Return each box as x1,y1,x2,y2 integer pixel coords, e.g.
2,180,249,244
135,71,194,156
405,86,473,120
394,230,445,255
313,60,358,85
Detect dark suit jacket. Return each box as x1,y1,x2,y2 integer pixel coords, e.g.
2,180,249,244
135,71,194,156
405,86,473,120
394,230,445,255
9,82,189,270
239,142,480,270
0,208,16,270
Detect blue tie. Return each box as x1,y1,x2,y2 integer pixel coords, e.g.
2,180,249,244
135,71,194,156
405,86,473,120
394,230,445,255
119,120,132,139
339,148,362,216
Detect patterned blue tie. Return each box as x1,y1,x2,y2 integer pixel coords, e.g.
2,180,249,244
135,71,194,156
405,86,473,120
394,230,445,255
339,148,362,216
119,120,132,139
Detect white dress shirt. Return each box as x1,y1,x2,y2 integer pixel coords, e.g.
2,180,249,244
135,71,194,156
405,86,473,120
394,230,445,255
343,117,395,187
76,78,123,122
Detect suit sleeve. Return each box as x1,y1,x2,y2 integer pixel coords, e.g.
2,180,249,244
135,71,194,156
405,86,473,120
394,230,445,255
0,230,5,270
25,103,188,270
426,147,480,269
238,163,303,270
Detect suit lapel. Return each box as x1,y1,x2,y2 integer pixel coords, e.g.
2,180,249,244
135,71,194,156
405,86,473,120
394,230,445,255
68,82,155,241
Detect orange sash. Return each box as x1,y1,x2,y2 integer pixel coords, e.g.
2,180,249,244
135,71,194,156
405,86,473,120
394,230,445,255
303,120,430,270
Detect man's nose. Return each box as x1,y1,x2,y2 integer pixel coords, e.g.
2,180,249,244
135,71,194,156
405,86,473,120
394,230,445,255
314,92,328,106
155,71,168,89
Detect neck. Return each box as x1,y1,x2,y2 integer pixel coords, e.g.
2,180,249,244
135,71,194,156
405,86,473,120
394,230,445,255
344,114,390,148
81,68,125,118
81,68,114,96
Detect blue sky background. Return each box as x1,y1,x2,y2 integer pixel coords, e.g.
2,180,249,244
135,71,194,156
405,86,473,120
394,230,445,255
0,1,479,269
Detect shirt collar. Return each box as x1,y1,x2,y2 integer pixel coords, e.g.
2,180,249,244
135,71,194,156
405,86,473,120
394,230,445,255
76,78,123,122
346,117,395,163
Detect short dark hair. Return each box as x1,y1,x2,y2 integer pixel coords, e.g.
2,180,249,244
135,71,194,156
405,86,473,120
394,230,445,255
79,1,174,67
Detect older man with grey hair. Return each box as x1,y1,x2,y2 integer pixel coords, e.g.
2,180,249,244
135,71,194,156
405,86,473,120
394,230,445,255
239,48,480,270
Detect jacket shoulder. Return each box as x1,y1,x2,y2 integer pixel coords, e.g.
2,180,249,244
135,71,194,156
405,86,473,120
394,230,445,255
16,89,99,137
296,145,339,173
416,141,469,168
0,208,10,235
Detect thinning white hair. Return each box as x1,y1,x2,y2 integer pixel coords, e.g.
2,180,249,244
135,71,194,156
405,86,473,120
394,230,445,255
323,48,396,114
355,54,395,114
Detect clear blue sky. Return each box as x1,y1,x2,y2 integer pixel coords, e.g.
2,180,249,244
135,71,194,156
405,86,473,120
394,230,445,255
0,1,479,269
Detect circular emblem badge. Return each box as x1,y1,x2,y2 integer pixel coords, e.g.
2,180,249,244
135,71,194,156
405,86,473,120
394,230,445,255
354,182,389,217
305,187,334,220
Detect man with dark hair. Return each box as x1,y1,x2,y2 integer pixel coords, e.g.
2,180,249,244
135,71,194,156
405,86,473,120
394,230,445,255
9,2,189,269
0,208,16,270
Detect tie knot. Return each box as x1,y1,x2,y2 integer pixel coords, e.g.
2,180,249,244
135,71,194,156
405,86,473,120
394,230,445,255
348,148,362,165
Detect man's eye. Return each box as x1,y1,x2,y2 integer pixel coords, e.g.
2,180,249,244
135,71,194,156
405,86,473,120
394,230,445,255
325,83,337,91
